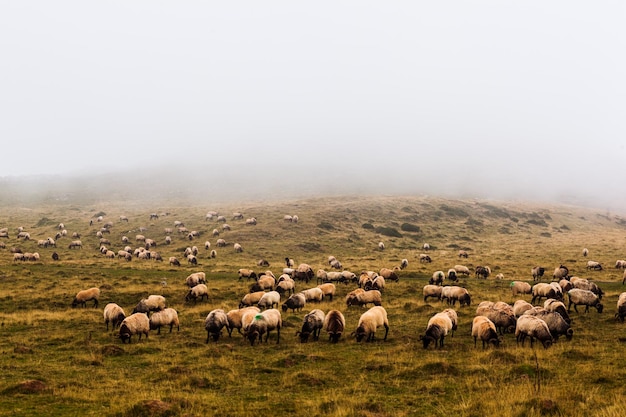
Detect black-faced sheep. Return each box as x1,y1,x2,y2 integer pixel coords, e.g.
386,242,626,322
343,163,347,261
524,308,573,341
379,268,399,282
400,259,409,269
119,313,150,343
233,243,243,252
616,293,626,322
257,291,281,310
586,260,603,271
532,266,546,281
353,306,389,342
475,266,491,279
282,292,306,313
226,306,260,337
475,301,516,335
285,258,295,268
440,286,471,307
317,283,336,301
347,289,382,308
454,265,470,276
149,308,180,334
250,275,276,293
103,303,126,330
419,254,432,263
430,271,445,286
186,272,206,287
275,276,296,296
543,299,571,324
132,295,166,315
423,285,443,302
364,275,386,293
185,284,209,303
296,309,325,342
378,242,385,251
324,309,346,343
420,311,453,349
567,289,603,313
531,283,562,305
447,269,458,282
246,309,282,345
239,291,266,309
471,316,500,348
513,299,534,317
205,309,230,343
169,257,180,266
553,265,569,280
582,248,589,257
510,281,532,296
294,264,314,283
72,287,100,308
515,315,553,348
237,269,257,281
616,260,626,269
300,287,324,303
458,250,469,258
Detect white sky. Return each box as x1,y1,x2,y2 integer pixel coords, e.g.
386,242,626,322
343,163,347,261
1,2,625,205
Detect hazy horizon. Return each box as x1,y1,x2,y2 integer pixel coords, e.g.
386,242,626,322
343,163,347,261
1,2,624,210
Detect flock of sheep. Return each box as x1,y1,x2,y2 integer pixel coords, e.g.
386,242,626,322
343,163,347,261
4,209,626,351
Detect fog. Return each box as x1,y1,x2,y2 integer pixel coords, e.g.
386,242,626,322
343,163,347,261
1,2,625,210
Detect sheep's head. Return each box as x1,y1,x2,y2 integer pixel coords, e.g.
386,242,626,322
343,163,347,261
419,335,434,349
596,303,604,313
71,298,79,308
119,324,132,343
328,332,342,344
565,328,574,341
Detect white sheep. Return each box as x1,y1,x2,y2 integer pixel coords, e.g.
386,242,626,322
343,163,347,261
378,241,385,250
515,315,553,348
513,299,534,317
524,308,573,341
420,311,453,349
226,306,261,337
132,295,166,315
616,293,626,322
400,259,409,270
440,286,471,307
531,283,561,304
282,292,306,313
471,316,500,348
475,301,516,335
553,265,569,280
233,243,243,253
510,281,532,296
149,308,180,334
324,310,346,343
169,257,180,266
543,299,571,324
72,287,100,308
246,309,283,345
275,276,296,296
317,283,336,301
423,285,443,302
454,265,470,276
430,271,445,285
186,272,206,288
257,291,281,310
347,289,382,308
296,309,326,342
353,306,389,342
239,291,266,309
586,260,603,271
567,289,603,313
204,309,230,343
250,275,276,292
119,313,150,343
185,284,209,303
582,248,589,257
300,287,324,302
103,303,126,331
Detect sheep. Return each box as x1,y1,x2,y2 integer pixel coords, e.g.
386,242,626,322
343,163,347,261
317,283,336,301
524,308,573,341
149,308,180,334
531,283,562,304
132,295,166,315
586,260,603,271
420,311,453,349
283,215,293,222
246,309,282,345
475,266,491,279
257,291,281,310
378,268,398,283
419,254,432,263
531,266,546,281
475,301,516,335
300,287,324,302
567,289,603,313
210,250,217,258
282,292,306,312
285,258,295,268
440,286,471,307
250,275,276,292
245,218,257,225
239,291,266,309
185,284,209,303
510,281,532,296
68,240,82,249
358,271,378,288
543,299,571,324
515,315,553,348
513,299,534,317
616,293,626,322
257,258,270,267
570,277,604,298
330,259,343,269
347,289,382,308
400,259,409,270
103,303,126,331
13,253,25,262
430,271,445,286
294,263,314,283
616,260,626,269
423,285,443,302
119,313,150,343
446,269,458,282
353,306,389,342
296,309,326,342
471,316,500,348
559,279,573,293
135,234,146,242
187,254,197,265
324,310,346,343
454,265,471,276
378,242,385,250
186,272,206,288
72,287,100,308
442,308,458,335
216,238,226,247
226,306,261,337
553,265,569,280
169,257,180,266
233,243,243,253
203,309,230,343
582,248,589,257
423,243,431,251
340,271,357,283
275,276,296,296
364,275,386,292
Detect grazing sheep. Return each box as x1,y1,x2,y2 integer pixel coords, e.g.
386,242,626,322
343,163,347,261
210,250,217,258
204,309,229,343
531,283,562,304
378,242,385,251
185,284,209,303
103,303,126,330
347,289,382,308
423,284,443,302
458,250,469,258
454,265,471,276
317,283,336,301
187,254,197,265
524,308,573,341
364,275,386,292
420,311,453,349
282,292,307,312
442,308,458,335
559,279,573,293
586,260,603,271
447,269,458,282
119,313,150,343
132,295,166,315
353,306,389,342
275,276,296,296
471,316,500,348
510,281,532,296
567,289,603,313
226,306,261,337
329,259,343,269
419,254,432,263
616,293,626,322
296,309,326,342
543,299,571,325
239,291,266,309
216,239,226,247
300,287,324,302
250,275,276,293
423,243,431,251
324,310,346,343
285,258,295,268
379,268,399,282
149,308,180,334
553,265,569,280
515,315,553,348
246,309,282,345
186,272,206,287
68,240,82,249
616,260,626,269
233,243,243,253
283,215,293,222
169,257,180,266
476,301,516,335
72,287,100,308
475,266,491,279
257,291,281,310
570,277,604,298
400,259,409,269
340,271,357,283
531,266,546,281
245,218,257,225
582,248,589,257
440,286,471,307
430,271,445,286
513,299,534,317
294,264,314,283
257,259,270,267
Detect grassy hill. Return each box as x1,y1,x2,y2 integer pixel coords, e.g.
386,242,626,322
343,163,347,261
0,194,625,416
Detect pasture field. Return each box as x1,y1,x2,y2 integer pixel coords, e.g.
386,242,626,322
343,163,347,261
1,195,626,417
